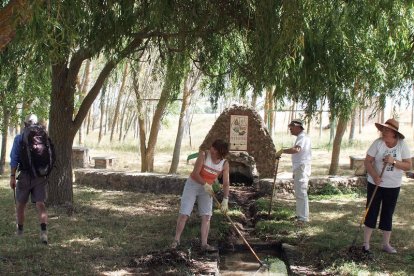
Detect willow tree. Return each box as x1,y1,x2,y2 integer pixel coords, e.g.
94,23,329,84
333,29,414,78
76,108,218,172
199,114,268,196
0,42,50,174
276,1,414,175
17,0,277,205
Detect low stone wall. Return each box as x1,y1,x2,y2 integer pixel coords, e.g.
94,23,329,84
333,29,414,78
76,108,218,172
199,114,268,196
74,169,187,195
74,169,368,195
256,175,368,195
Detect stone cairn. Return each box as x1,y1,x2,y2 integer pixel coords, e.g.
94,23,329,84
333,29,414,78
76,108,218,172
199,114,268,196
200,104,276,178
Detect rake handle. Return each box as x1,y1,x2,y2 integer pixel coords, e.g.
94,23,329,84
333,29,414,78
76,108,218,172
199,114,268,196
212,194,264,266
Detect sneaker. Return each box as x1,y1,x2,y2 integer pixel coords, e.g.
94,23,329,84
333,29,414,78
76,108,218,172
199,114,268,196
201,244,218,252
16,229,24,237
382,245,397,254
171,240,180,249
40,230,48,245
362,246,373,257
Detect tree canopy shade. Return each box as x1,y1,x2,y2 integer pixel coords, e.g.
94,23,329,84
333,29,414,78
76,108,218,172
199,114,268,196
6,0,414,204
11,0,308,205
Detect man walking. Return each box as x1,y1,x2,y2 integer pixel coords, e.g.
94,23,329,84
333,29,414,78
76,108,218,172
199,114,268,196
9,114,49,244
276,119,312,224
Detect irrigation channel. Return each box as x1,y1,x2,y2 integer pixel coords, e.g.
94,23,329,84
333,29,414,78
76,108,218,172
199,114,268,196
215,185,290,275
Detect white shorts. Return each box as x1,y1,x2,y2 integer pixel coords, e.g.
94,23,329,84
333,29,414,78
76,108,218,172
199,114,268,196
179,177,213,216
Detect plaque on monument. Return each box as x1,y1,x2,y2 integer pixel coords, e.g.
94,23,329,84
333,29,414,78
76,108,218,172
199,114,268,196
230,115,248,151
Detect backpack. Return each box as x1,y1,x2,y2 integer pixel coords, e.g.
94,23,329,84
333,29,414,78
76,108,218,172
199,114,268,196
19,124,56,177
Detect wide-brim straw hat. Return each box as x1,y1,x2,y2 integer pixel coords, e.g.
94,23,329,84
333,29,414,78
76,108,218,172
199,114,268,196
375,118,404,139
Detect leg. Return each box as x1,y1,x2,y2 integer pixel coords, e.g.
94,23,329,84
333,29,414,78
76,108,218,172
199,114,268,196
16,202,27,226
200,215,211,247
173,178,198,246
174,214,189,243
363,226,374,250
293,164,310,222
36,201,48,244
36,201,48,224
379,187,400,252
363,182,382,250
198,187,213,247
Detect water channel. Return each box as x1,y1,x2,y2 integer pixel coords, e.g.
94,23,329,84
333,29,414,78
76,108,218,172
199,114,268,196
219,249,288,275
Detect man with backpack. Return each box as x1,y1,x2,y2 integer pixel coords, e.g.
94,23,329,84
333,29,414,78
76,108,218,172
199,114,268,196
9,114,54,245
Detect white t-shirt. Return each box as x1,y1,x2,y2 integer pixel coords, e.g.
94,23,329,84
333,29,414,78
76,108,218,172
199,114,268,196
366,138,411,188
292,131,312,170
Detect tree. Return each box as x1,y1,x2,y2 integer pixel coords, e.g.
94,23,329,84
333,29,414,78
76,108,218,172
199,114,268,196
169,63,201,174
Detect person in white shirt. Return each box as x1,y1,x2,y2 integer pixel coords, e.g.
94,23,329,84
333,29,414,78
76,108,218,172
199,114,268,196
363,118,411,254
276,119,311,224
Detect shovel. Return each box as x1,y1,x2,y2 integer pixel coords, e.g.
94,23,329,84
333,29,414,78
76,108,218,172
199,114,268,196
212,193,265,267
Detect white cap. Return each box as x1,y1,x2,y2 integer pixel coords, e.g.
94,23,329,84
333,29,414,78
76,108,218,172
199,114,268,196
24,114,38,125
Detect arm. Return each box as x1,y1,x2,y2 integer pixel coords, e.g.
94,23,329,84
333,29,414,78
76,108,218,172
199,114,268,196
383,155,412,171
189,151,206,185
364,154,383,185
282,145,301,155
221,161,230,198
9,135,21,189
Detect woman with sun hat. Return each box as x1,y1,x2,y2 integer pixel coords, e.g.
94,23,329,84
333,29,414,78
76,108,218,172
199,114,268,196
362,118,411,255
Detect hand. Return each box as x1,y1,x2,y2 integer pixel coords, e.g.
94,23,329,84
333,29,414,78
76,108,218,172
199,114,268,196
275,149,283,159
10,177,16,189
383,154,395,165
204,183,214,196
221,198,228,213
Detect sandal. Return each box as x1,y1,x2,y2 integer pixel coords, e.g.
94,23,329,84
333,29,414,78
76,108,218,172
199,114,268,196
201,244,218,252
171,240,180,249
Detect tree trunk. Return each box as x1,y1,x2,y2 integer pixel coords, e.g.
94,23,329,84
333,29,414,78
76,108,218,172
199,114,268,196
0,109,10,174
110,63,128,141
329,115,336,145
47,49,118,205
328,116,348,175
77,59,91,145
123,112,136,141
144,79,172,172
349,108,356,144
169,67,201,174
268,89,274,134
119,90,133,141
98,82,107,144
131,64,148,171
251,91,258,108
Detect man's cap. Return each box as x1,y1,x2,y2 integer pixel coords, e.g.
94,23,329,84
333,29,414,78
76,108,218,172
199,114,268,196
24,114,38,125
375,118,404,139
288,119,304,129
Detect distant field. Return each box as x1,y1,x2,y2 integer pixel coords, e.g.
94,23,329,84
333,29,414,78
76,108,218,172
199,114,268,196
4,110,414,177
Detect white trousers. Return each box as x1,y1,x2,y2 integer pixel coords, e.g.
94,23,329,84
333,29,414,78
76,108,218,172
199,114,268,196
293,163,311,222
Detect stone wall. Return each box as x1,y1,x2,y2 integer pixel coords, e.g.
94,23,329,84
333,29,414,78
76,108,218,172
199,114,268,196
74,170,367,195
200,105,276,178
256,175,368,195
74,170,187,195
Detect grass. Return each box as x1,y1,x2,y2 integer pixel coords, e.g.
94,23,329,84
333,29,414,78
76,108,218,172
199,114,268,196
256,178,414,275
2,112,414,274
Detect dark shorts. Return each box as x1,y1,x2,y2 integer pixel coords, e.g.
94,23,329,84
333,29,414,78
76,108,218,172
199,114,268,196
16,171,47,203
